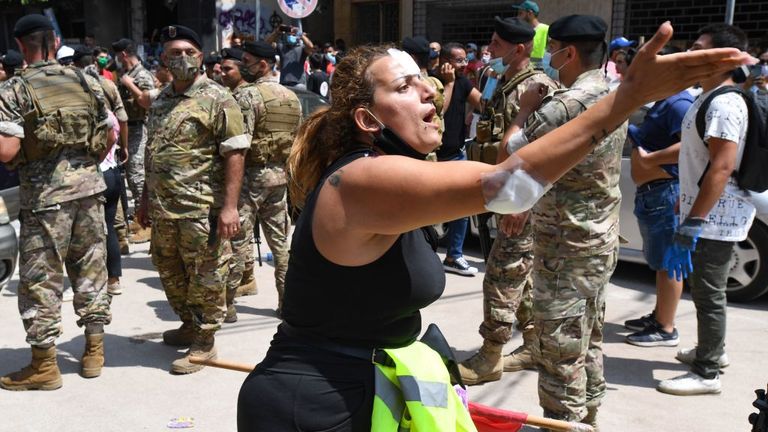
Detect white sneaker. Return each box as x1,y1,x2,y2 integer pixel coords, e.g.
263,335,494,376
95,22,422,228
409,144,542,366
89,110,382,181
443,257,479,276
675,347,729,368
657,372,721,396
62,287,74,302
107,282,122,296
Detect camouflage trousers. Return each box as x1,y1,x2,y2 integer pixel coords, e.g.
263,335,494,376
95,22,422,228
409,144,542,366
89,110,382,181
531,250,617,427
479,218,534,345
17,195,111,346
126,122,147,204
227,184,289,308
150,217,232,335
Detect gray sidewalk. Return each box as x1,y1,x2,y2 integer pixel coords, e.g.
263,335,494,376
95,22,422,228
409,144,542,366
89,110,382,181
0,239,766,431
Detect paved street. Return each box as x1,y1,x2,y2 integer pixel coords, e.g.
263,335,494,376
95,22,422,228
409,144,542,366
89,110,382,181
0,235,766,432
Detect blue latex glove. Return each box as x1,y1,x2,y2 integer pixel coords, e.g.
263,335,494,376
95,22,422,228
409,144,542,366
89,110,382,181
663,217,705,281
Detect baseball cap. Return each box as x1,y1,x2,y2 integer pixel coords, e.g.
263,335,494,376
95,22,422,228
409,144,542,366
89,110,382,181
512,0,540,15
609,37,637,53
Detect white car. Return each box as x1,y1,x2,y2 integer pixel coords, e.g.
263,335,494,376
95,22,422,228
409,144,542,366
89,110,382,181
463,121,768,302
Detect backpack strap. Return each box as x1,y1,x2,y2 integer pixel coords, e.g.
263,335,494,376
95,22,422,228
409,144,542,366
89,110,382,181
695,85,743,145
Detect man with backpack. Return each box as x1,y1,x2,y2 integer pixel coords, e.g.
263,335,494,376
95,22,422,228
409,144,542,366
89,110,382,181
658,24,763,396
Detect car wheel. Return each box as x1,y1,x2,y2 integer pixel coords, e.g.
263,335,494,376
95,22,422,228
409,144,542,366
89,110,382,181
726,221,768,302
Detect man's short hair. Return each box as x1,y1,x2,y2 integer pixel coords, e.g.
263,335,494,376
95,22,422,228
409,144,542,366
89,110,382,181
309,52,324,70
440,42,464,60
562,40,605,68
19,30,57,54
697,24,748,51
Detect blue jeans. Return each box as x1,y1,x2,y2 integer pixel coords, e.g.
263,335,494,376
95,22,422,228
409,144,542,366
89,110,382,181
444,151,469,260
633,179,679,271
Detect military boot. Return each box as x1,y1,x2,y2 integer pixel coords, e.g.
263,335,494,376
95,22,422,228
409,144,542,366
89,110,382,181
582,406,599,432
0,345,62,391
81,333,105,378
235,268,258,297
129,226,151,244
503,329,537,372
458,340,503,386
224,304,238,323
171,332,217,375
162,322,195,347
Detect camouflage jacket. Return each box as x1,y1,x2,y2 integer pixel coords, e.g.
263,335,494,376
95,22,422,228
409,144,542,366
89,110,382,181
524,69,627,257
99,76,128,123
478,64,558,145
145,74,249,219
232,76,301,188
119,63,155,122
0,61,109,210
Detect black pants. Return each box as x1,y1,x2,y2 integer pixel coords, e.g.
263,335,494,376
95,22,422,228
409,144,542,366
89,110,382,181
102,167,122,278
237,344,374,431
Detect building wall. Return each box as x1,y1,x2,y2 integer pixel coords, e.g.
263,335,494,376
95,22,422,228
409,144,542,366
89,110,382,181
413,0,614,47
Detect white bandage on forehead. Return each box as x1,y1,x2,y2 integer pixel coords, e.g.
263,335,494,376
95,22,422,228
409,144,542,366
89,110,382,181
481,162,551,214
387,48,420,76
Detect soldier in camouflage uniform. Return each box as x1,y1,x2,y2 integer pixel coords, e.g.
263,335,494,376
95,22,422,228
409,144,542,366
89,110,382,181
223,41,302,318
459,16,558,386
0,14,114,390
136,25,249,374
112,37,155,242
504,16,626,430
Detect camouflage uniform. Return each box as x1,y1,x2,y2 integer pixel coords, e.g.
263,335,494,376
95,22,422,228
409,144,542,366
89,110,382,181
0,60,113,346
226,76,301,311
146,74,248,335
477,66,557,345
520,69,626,427
119,62,155,202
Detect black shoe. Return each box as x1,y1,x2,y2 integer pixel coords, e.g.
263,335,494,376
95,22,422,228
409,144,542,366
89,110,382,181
624,310,656,332
626,322,679,347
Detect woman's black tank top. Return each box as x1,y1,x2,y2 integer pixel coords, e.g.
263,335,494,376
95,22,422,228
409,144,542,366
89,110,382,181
280,150,445,348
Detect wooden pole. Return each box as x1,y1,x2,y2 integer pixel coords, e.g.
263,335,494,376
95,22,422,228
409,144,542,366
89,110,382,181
191,357,594,432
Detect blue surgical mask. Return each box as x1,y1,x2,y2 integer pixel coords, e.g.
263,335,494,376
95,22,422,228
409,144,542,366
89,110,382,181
489,58,506,75
542,47,569,82
481,76,498,100
467,52,476,62
325,53,336,65
286,35,298,45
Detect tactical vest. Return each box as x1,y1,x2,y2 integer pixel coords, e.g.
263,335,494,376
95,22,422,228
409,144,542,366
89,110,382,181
470,68,536,165
19,65,107,162
248,81,302,166
371,342,477,432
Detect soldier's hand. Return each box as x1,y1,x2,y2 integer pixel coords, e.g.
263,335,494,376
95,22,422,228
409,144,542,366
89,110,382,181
499,211,529,236
217,207,241,240
120,74,135,87
519,83,547,112
119,146,129,165
136,203,151,228
440,63,455,84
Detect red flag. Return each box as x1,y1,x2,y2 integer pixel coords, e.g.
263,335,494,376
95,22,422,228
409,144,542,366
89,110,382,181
469,402,528,432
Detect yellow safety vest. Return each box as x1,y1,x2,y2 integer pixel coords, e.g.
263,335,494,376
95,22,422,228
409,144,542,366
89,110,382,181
371,341,477,432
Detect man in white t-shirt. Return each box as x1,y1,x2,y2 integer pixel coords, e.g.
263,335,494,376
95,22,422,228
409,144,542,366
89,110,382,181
657,24,754,396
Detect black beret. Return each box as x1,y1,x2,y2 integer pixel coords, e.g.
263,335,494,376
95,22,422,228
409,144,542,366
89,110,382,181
2,50,23,68
72,44,93,61
493,16,535,44
13,14,54,38
204,53,222,65
549,15,607,42
242,40,276,59
111,38,134,52
220,47,244,61
402,36,430,55
160,25,202,49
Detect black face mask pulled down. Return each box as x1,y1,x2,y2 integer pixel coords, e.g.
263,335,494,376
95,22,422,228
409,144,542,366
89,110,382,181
365,109,428,160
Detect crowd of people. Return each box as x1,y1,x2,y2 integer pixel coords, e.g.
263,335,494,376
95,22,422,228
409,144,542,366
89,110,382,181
0,2,762,431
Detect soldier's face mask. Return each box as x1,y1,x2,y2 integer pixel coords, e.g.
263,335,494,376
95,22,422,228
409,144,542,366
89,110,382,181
543,46,570,82
167,54,201,81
